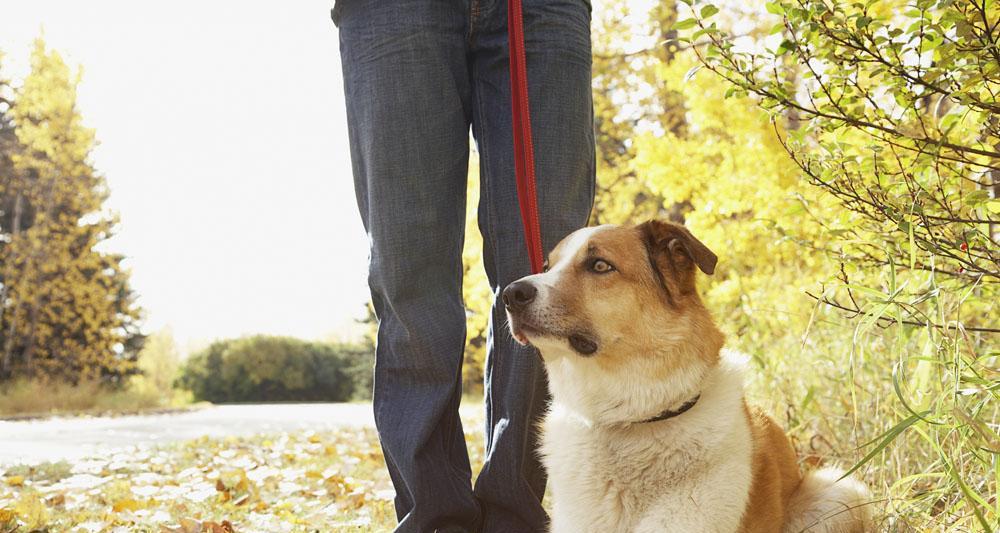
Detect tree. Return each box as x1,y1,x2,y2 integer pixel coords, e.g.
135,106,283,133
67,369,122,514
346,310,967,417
589,0,844,370
591,0,688,224
134,328,181,396
0,52,20,370
0,39,143,383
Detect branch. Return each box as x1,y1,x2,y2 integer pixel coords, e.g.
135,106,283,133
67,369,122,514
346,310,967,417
594,32,754,61
805,291,1000,334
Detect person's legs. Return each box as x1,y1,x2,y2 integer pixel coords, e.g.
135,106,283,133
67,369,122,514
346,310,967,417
469,0,595,531
337,1,481,531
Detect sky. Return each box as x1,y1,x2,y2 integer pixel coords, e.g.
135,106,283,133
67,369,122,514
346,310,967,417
0,0,372,354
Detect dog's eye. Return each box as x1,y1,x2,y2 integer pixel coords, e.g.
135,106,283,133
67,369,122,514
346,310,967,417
590,259,615,274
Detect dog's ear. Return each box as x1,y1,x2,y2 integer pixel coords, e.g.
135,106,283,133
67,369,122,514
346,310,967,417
637,219,717,297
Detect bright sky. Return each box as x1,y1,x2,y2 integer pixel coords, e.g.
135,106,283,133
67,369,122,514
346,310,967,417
0,1,661,356
0,0,371,353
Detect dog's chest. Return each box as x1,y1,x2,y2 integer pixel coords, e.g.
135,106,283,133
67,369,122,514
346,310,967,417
542,412,752,533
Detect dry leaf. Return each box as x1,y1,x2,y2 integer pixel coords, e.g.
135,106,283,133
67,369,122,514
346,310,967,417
160,517,203,533
0,509,17,532
112,498,145,512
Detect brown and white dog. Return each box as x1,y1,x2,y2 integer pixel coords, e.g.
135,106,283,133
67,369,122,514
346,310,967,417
503,220,871,533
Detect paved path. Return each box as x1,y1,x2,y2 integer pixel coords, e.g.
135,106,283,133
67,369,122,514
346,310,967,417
0,403,376,466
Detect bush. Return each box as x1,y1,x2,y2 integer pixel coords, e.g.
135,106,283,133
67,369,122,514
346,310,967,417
176,336,374,403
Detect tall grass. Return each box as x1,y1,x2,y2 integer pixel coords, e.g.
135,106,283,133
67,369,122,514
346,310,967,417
743,265,998,531
0,378,189,418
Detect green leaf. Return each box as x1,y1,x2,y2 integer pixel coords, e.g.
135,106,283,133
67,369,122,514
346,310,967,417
966,190,990,205
672,18,698,31
701,5,720,19
765,1,784,15
775,39,796,56
939,113,960,131
841,412,926,480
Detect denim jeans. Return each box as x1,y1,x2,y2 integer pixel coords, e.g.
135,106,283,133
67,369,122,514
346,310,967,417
334,1,594,531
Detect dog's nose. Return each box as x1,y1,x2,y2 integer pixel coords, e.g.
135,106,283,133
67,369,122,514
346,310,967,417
503,280,537,311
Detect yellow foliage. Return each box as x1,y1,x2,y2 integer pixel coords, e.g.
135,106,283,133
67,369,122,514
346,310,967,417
0,38,142,382
461,153,492,391
601,52,842,369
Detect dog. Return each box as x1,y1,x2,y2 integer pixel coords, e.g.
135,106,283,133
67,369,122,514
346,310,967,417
503,220,871,533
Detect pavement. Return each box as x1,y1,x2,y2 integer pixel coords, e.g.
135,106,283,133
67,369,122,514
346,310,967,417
0,403,376,466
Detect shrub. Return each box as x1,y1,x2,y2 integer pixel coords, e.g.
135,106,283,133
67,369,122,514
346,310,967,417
176,336,374,403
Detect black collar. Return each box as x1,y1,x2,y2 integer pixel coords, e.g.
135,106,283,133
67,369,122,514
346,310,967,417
636,395,700,424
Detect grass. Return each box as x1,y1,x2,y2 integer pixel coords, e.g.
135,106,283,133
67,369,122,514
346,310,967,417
737,282,999,532
0,378,192,419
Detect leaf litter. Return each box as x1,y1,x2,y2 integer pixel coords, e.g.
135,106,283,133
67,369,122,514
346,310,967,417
0,420,486,532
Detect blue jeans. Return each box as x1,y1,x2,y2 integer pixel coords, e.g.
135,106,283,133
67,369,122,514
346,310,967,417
334,1,594,531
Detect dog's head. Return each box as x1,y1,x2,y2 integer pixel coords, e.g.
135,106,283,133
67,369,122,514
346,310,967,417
503,220,724,422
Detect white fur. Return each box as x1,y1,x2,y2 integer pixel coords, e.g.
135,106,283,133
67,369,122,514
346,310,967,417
541,350,754,533
783,468,873,533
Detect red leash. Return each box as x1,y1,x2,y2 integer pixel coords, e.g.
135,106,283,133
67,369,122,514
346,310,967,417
507,0,544,275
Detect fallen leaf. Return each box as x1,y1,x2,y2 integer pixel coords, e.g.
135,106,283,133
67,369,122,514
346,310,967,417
13,492,49,531
160,517,203,533
112,498,146,512
0,509,17,531
203,520,236,533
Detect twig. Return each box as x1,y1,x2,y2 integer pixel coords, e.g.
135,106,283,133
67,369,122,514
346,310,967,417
805,291,1000,334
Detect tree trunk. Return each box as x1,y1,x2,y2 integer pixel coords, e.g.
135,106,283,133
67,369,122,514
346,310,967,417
21,302,39,376
0,192,23,378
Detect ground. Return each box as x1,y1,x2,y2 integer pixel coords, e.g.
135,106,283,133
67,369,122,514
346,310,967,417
0,407,485,533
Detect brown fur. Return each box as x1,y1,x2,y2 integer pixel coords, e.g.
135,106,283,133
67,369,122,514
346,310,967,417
740,403,804,532
541,223,723,375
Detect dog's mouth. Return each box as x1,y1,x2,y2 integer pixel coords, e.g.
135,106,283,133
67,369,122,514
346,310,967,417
509,319,541,347
509,316,599,356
